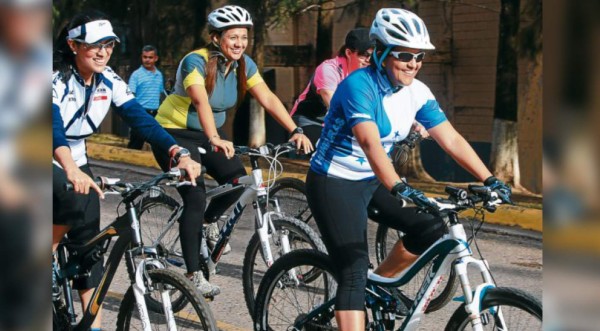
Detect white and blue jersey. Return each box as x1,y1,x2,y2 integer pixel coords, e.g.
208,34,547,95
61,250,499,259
53,66,176,167
310,66,447,180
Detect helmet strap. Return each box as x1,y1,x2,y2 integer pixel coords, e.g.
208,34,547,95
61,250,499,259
373,45,392,72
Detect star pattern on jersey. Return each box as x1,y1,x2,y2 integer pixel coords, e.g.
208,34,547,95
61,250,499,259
356,156,366,165
394,131,401,138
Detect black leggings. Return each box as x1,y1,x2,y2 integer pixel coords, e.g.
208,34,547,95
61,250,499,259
152,128,247,274
306,170,446,310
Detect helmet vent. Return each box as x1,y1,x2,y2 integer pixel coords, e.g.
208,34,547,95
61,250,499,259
387,29,408,42
413,19,422,34
398,19,413,36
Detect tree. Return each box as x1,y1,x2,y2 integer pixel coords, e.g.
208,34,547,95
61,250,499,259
491,0,520,186
491,0,541,191
315,0,335,64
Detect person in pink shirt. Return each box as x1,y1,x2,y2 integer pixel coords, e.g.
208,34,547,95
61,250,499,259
291,28,373,145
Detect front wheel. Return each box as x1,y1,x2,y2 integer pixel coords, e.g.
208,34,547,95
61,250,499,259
375,224,458,312
116,268,217,331
253,249,338,331
242,214,327,316
445,287,542,331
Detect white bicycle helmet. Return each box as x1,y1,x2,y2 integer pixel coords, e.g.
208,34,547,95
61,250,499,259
208,5,253,32
370,8,435,50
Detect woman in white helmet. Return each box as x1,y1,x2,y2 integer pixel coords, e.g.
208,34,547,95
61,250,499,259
306,8,512,329
152,5,312,297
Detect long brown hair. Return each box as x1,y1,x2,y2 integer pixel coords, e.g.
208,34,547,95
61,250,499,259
204,30,248,110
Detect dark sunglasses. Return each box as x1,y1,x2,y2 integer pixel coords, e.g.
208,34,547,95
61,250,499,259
389,51,426,63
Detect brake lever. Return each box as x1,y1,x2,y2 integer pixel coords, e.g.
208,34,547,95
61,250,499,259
166,180,192,188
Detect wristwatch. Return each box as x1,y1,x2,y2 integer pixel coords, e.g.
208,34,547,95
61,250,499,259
289,126,304,138
173,148,191,164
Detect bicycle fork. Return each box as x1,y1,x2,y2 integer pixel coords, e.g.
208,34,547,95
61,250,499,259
132,259,177,331
454,256,506,331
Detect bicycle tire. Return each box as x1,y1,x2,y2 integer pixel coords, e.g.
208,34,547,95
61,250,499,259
243,214,327,316
131,194,210,313
52,300,72,331
445,287,542,330
268,177,312,223
254,249,338,331
135,194,183,269
375,223,458,312
116,268,217,331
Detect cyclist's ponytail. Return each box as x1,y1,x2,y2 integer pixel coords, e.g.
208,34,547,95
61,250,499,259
52,10,109,83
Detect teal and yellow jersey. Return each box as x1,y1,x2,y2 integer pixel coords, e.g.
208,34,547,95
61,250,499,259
156,48,264,130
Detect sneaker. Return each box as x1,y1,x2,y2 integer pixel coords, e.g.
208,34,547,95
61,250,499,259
204,222,231,255
190,271,221,297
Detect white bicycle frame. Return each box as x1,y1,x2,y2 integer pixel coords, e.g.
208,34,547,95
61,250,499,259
367,219,506,331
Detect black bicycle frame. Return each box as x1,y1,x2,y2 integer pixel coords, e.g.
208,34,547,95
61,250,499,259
57,201,143,331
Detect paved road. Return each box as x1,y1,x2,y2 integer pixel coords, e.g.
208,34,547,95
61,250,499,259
89,160,542,330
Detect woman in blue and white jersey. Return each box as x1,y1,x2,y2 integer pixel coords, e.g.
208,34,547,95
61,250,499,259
52,10,201,329
306,9,513,329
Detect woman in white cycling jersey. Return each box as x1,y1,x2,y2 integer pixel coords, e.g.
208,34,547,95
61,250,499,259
52,10,200,330
152,5,313,297
305,8,512,330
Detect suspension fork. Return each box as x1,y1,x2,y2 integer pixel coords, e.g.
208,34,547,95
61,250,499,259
57,246,77,325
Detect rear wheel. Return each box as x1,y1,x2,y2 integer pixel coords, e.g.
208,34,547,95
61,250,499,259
116,269,217,331
269,177,312,223
445,287,542,330
375,224,458,312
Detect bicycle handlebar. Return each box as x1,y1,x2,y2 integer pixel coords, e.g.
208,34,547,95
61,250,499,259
64,168,190,199
418,184,503,216
233,142,297,157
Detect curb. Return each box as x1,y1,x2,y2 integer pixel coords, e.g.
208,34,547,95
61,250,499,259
87,138,542,233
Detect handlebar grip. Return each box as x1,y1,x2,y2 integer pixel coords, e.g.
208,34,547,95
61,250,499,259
64,177,104,192
468,185,492,200
445,186,467,200
179,168,188,178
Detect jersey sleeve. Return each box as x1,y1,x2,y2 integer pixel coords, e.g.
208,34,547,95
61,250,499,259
313,61,341,93
52,74,65,108
336,73,376,128
243,55,264,89
181,53,207,90
128,71,139,95
108,70,135,107
414,86,447,130
114,99,177,152
52,75,69,151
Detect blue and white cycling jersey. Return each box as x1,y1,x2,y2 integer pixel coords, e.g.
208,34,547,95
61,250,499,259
53,66,176,167
310,66,447,180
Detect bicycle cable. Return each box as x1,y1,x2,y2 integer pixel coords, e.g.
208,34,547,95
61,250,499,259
468,207,498,285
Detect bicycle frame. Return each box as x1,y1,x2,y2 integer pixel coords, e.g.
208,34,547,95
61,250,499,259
146,152,287,273
55,194,154,330
208,154,284,267
293,212,503,331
